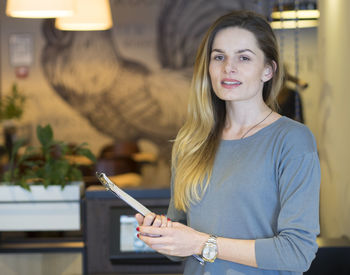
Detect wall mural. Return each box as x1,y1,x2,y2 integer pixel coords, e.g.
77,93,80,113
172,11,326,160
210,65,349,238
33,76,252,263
40,0,271,161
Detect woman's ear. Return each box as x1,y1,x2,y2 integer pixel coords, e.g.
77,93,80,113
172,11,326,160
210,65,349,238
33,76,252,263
261,61,277,82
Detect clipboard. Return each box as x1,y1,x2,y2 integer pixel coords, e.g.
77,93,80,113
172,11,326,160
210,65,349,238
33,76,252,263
96,172,205,265
96,172,152,216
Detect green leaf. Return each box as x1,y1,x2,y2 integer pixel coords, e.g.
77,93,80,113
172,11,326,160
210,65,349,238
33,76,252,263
24,169,38,180
0,83,26,121
19,179,30,191
3,138,26,182
43,178,50,188
76,147,96,162
68,167,82,181
3,170,13,182
37,125,53,148
11,138,25,157
3,120,96,191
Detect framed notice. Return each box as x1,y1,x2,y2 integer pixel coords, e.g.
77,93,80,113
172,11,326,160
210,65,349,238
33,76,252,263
9,33,34,67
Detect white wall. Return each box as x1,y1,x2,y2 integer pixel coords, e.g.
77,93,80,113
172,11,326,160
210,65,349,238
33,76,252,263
318,0,350,238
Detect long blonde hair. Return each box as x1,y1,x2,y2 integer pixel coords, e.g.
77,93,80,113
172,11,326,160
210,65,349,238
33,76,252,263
172,11,283,211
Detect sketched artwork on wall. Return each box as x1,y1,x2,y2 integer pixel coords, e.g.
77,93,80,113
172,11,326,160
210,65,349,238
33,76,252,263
40,0,269,158
156,0,272,70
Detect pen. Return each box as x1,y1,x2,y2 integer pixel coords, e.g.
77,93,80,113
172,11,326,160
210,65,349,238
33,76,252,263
193,254,205,265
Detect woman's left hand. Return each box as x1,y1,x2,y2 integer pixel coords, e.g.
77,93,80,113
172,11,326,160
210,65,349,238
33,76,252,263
137,222,209,257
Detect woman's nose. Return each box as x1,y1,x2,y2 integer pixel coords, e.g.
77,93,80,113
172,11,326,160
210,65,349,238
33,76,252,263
224,60,237,73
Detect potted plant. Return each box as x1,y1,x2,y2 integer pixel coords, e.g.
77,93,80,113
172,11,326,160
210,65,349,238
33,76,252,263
0,83,25,122
0,124,96,231
0,83,26,158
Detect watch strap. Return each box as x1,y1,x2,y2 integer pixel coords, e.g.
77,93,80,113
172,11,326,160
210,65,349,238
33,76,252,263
201,234,218,263
207,235,217,244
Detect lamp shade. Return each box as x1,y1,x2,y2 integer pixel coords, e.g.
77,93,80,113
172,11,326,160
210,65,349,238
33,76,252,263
271,19,318,29
270,1,319,29
271,10,320,20
6,0,75,18
55,0,113,31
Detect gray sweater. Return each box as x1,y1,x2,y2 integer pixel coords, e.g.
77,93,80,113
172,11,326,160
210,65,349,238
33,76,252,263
167,116,320,274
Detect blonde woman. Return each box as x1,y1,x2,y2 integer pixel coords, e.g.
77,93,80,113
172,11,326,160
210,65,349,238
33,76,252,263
136,10,320,274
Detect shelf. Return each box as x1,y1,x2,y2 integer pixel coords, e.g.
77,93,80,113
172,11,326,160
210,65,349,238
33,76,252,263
0,239,84,253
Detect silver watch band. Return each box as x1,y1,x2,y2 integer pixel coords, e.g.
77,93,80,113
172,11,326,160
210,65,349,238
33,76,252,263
200,234,218,263
207,235,217,244
194,235,219,265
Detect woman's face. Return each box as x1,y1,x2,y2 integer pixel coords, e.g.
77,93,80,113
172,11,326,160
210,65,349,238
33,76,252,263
209,27,273,104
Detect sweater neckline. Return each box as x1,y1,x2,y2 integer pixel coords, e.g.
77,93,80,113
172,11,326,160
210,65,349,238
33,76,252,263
221,116,286,144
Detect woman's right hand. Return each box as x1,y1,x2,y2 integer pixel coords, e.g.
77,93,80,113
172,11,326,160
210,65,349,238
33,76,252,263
135,213,171,227
135,213,172,237
135,212,156,226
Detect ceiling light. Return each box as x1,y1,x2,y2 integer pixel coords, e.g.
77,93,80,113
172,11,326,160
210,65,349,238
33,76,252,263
270,1,319,29
271,10,320,20
6,0,74,18
271,19,318,29
55,0,113,31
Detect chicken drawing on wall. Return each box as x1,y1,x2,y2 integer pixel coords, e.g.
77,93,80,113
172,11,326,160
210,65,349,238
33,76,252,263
40,0,271,184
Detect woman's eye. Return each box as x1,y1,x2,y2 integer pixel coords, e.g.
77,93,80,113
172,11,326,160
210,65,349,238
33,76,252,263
240,56,250,61
213,55,224,61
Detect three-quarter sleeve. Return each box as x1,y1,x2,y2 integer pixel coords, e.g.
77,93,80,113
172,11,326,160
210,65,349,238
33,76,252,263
255,151,320,272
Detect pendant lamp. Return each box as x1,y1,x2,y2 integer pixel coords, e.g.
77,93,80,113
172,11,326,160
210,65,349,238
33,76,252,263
271,19,318,29
6,0,74,18
270,1,320,29
55,0,113,31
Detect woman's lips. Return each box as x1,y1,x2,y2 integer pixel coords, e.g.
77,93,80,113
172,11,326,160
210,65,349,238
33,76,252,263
221,79,242,89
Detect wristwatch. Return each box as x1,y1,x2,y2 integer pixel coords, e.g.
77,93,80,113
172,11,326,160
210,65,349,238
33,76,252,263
201,235,218,263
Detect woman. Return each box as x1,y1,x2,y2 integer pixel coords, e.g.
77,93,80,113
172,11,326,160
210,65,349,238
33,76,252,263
136,10,320,274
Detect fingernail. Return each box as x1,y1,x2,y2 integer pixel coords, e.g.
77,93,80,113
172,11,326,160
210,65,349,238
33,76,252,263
136,227,140,231
137,234,140,238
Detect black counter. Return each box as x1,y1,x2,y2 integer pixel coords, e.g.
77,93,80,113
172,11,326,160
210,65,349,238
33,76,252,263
86,185,171,200
84,186,183,275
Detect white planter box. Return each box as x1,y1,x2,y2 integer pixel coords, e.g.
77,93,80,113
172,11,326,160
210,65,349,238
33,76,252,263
0,182,84,231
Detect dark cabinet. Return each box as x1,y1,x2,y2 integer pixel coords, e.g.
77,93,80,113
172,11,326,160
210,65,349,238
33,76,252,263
85,186,184,274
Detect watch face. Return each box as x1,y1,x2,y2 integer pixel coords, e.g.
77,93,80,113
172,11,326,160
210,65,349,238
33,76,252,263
203,243,217,260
